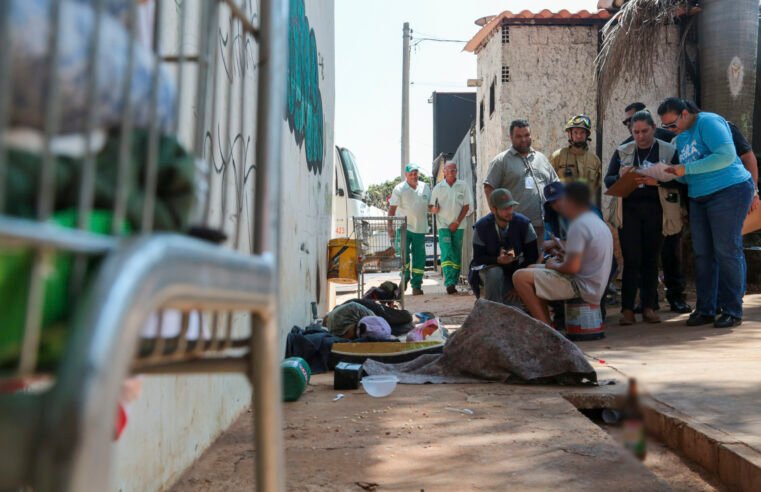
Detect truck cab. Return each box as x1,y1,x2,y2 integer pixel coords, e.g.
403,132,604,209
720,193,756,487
332,146,383,238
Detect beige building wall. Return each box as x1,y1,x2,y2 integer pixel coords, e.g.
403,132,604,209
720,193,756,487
601,25,681,178
473,23,683,218
475,24,599,216
475,31,505,217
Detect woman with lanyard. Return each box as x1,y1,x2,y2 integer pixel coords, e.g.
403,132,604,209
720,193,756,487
605,111,682,325
657,98,754,328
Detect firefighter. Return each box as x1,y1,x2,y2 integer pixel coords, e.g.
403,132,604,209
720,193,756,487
550,114,601,198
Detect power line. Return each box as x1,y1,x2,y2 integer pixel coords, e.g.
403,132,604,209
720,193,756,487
411,36,468,48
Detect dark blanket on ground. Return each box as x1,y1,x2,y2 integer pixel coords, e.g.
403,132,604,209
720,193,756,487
363,299,597,385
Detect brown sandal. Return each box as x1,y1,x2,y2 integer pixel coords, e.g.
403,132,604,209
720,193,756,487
643,308,661,324
620,310,636,326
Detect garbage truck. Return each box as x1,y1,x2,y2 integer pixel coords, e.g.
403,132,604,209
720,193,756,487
331,145,384,237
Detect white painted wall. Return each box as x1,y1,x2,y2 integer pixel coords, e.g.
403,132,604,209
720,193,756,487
111,1,335,490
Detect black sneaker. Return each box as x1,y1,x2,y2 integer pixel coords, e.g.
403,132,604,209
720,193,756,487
446,285,457,295
714,313,742,329
686,311,715,326
669,299,693,314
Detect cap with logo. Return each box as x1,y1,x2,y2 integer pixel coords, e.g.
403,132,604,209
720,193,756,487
489,188,519,209
404,163,421,173
543,181,565,203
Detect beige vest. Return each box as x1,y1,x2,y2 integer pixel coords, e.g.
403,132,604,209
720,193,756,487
606,139,684,236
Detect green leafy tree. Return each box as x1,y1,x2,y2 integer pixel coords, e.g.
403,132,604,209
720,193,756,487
365,174,432,211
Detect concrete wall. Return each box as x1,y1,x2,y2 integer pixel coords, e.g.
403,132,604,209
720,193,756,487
111,1,334,490
278,0,335,347
474,24,599,217
475,30,503,217
601,25,681,178
472,23,682,216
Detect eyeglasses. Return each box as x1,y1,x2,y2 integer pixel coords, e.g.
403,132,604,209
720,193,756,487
661,114,681,130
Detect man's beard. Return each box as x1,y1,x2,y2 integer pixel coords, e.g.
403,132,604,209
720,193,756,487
514,144,531,154
571,141,588,149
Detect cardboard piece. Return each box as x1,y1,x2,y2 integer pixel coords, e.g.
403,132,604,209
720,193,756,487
604,171,640,198
743,205,761,235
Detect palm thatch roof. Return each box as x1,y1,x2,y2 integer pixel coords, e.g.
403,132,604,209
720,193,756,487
595,0,690,108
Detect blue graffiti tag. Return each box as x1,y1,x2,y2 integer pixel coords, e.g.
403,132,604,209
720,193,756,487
287,0,325,174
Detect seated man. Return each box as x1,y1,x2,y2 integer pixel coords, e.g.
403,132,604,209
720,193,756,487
469,188,539,303
513,182,613,325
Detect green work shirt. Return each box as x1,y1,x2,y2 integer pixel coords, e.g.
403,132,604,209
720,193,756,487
430,179,473,229
483,147,559,227
389,180,431,234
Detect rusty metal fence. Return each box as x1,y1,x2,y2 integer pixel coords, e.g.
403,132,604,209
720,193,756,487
0,1,287,491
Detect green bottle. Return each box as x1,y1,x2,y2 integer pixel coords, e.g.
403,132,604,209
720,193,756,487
281,357,311,402
622,378,647,460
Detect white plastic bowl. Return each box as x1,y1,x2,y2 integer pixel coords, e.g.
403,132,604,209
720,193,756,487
360,375,399,397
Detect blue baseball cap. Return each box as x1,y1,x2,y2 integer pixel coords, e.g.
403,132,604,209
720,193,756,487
543,181,565,203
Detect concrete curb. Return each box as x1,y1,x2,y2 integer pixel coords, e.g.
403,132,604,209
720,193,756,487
642,398,761,492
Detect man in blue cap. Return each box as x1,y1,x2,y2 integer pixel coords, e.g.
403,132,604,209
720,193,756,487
389,163,431,295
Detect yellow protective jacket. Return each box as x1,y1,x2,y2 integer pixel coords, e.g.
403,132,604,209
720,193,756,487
550,145,602,195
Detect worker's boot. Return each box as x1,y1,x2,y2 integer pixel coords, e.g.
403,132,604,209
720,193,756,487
446,285,457,295
412,288,424,296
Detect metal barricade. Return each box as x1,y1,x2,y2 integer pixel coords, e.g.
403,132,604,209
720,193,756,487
0,1,287,491
353,216,407,308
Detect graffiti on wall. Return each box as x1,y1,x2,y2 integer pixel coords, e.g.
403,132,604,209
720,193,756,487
287,0,325,174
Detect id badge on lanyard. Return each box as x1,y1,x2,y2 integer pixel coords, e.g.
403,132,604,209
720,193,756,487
522,157,544,220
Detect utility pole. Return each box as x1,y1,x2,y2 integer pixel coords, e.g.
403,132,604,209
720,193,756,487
401,22,410,176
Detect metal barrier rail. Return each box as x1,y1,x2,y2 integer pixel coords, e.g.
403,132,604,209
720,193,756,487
0,0,288,490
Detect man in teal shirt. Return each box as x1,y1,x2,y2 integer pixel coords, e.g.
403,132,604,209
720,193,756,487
389,164,431,295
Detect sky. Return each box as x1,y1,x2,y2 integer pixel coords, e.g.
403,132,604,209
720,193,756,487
335,0,599,186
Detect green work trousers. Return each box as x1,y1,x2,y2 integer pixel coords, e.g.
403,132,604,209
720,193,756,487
438,227,464,287
396,230,426,289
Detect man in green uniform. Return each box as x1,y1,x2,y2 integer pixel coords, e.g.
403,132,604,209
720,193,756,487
550,114,601,199
430,162,473,294
388,164,431,295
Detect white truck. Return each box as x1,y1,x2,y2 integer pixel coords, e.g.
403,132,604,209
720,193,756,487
331,145,384,238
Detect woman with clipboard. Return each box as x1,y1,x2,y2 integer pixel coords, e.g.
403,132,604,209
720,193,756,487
605,111,682,326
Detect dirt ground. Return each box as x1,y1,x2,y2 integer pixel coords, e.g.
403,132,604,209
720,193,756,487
171,377,670,492
169,271,738,491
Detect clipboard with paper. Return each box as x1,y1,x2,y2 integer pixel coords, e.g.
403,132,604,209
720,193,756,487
604,171,640,198
604,163,679,198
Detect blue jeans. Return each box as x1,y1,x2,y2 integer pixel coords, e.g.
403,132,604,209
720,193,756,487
689,179,754,318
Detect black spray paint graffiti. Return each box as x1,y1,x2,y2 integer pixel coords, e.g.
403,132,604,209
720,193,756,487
287,0,325,174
